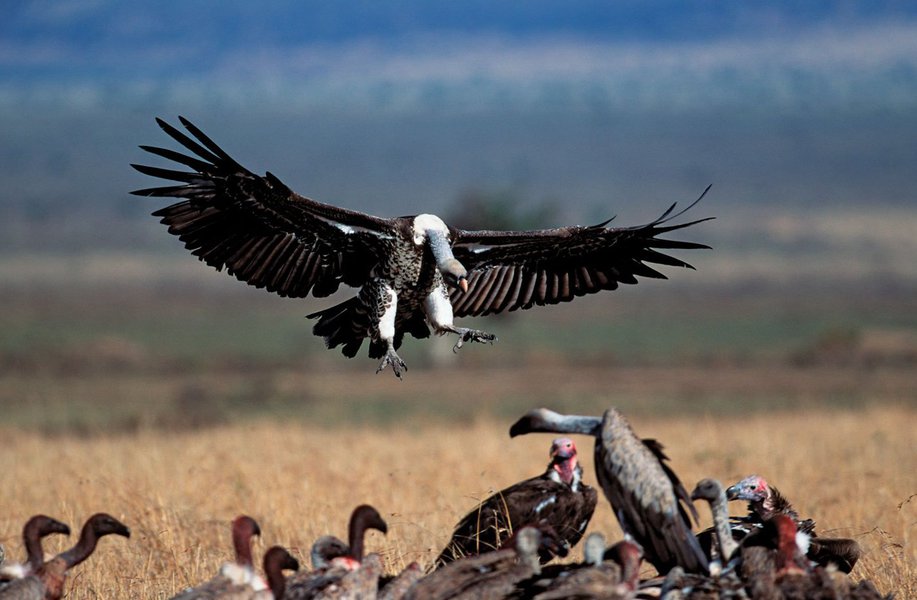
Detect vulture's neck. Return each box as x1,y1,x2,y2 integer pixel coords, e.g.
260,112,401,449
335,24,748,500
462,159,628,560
548,458,582,491
709,492,738,562
23,526,44,572
57,523,98,570
232,528,255,568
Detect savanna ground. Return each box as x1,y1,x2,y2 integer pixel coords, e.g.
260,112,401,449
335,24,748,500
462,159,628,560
1,213,916,598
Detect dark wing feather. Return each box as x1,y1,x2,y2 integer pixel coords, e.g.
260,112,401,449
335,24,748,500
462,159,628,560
642,438,701,525
435,475,596,567
449,187,713,316
131,117,397,298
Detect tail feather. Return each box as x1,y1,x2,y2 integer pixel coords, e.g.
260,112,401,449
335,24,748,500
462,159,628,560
308,297,369,358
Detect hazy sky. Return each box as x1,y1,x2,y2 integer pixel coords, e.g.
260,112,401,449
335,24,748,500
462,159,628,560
2,1,916,230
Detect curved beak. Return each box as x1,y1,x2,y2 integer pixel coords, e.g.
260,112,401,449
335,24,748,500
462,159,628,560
458,277,468,293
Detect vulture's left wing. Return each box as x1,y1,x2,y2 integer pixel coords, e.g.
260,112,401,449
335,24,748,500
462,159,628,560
449,188,713,317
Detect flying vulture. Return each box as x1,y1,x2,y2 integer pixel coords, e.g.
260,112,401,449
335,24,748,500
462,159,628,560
132,117,712,377
434,437,597,568
509,407,709,575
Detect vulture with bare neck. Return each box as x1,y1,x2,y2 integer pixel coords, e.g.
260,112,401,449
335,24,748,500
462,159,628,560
758,515,889,600
510,407,708,575
434,437,597,568
132,117,711,377
0,516,70,585
171,515,268,599
727,474,863,573
0,513,129,600
284,505,388,599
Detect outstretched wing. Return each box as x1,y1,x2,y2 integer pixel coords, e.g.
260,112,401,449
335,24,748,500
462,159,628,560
131,117,397,298
448,188,713,317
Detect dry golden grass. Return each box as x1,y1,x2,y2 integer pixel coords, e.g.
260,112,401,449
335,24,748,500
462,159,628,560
1,405,914,598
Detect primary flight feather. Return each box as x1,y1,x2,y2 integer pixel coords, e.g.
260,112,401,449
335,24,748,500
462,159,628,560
131,117,712,377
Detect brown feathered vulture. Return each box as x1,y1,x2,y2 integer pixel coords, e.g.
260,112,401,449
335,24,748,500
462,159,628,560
0,516,70,584
0,513,129,600
434,437,597,568
284,505,387,599
509,407,708,575
726,474,863,573
131,117,712,377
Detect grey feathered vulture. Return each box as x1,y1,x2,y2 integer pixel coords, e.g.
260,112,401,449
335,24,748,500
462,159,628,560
131,117,712,377
509,407,708,575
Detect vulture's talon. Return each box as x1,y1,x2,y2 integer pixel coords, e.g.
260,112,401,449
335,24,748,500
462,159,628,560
451,328,497,353
376,349,407,379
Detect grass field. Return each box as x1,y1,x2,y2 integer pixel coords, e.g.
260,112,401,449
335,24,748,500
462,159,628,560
1,405,914,598
1,236,915,597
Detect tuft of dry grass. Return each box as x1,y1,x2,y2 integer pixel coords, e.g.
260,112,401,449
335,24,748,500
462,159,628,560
1,405,914,598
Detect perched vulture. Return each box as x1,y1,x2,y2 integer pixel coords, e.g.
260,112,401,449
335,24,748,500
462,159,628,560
738,515,890,600
0,513,129,600
690,478,739,568
132,117,712,377
433,437,597,568
514,533,644,599
509,407,708,575
406,526,545,600
259,546,301,600
284,505,387,599
308,505,389,571
172,543,299,600
0,515,70,585
170,515,267,599
727,474,862,573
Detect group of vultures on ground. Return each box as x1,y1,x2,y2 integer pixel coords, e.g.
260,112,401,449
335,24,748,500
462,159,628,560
0,119,885,598
0,407,882,598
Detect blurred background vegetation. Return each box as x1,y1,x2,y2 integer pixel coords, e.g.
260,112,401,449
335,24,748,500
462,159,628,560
2,2,915,435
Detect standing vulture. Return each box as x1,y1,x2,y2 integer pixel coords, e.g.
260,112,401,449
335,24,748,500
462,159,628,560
509,407,708,575
131,117,712,377
434,437,597,568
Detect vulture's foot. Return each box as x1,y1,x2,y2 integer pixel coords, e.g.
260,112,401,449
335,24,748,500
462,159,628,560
451,327,498,353
376,347,407,379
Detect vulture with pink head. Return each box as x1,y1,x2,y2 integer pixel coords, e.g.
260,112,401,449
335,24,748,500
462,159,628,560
726,474,862,573
434,437,597,568
510,407,708,575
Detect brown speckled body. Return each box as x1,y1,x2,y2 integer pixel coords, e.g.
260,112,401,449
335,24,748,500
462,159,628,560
593,408,707,575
